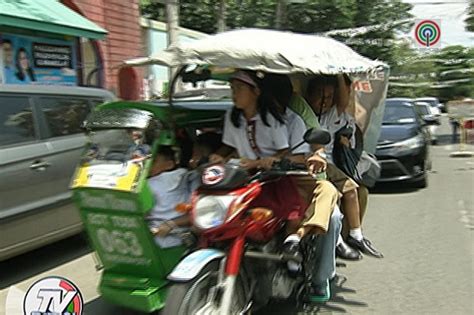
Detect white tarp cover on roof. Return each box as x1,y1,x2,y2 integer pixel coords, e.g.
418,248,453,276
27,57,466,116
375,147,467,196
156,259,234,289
125,28,387,75
126,28,390,154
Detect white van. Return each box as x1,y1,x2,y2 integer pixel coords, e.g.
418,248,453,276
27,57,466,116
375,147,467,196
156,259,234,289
0,85,115,261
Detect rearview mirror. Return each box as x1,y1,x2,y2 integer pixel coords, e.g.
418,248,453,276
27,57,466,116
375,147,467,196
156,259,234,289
303,128,331,145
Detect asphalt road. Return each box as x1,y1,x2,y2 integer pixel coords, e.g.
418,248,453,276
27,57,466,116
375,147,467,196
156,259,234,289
1,117,473,315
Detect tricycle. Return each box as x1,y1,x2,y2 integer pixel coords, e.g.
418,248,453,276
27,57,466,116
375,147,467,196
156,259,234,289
70,101,228,313
71,28,390,314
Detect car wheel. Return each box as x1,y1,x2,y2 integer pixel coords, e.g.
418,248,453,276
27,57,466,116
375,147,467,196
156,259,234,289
431,139,437,145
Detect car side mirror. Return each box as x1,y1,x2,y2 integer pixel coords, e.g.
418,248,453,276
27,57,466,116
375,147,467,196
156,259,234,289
303,128,331,145
422,115,440,126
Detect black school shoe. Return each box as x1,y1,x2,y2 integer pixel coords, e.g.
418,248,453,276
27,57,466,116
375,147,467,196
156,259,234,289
336,241,363,260
346,236,384,258
282,239,303,275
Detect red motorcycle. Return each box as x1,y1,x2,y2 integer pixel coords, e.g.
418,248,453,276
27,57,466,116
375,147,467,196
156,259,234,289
162,129,330,315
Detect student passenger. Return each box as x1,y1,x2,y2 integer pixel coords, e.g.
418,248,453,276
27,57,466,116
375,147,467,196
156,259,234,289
263,73,343,301
211,70,339,302
210,70,309,222
148,146,191,248
306,75,383,259
148,132,226,246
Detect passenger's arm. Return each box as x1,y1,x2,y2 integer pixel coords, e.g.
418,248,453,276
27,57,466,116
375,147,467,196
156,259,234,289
306,146,327,174
168,215,191,227
152,214,191,237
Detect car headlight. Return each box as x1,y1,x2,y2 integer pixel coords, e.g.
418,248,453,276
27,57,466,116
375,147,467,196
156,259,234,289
194,195,235,230
394,134,424,152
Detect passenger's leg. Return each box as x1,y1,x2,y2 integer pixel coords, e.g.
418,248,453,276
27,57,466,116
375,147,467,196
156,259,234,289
326,164,380,259
311,205,343,285
301,205,342,302
345,186,383,258
358,185,369,225
342,188,361,231
341,185,368,238
298,179,339,237
283,177,338,273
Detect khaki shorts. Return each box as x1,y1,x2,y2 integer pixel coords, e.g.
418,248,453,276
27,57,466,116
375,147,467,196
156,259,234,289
326,163,359,194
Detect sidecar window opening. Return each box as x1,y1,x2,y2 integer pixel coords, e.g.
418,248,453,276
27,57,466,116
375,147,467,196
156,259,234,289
86,128,146,163
173,65,232,100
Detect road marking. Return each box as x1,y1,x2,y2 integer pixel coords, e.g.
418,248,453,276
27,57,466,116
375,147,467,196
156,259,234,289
458,200,474,230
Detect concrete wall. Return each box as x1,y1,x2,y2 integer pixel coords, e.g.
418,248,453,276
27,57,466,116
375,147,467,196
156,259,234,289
141,18,207,97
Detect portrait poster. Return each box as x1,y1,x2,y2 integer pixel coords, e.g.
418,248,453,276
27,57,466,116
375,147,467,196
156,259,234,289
0,33,77,86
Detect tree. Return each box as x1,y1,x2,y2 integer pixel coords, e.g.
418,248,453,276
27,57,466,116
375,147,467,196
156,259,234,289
466,0,474,32
388,45,474,100
217,0,227,32
431,46,474,100
140,0,413,66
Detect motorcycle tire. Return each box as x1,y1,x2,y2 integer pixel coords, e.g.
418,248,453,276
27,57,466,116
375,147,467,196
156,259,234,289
161,261,247,315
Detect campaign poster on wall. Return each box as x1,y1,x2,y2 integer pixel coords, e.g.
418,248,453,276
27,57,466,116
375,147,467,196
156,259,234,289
0,33,77,86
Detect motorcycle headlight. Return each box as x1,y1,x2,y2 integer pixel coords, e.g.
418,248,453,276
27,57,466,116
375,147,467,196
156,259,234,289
194,195,235,230
394,134,424,152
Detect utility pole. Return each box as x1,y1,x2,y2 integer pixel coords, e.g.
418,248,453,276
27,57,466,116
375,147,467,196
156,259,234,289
165,0,179,89
275,0,285,30
217,0,227,33
276,0,306,29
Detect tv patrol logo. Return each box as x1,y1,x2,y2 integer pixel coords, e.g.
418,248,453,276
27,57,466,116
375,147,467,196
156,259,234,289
23,276,83,315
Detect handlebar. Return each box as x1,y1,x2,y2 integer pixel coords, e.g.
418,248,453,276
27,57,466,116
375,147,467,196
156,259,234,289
249,159,310,182
272,159,307,171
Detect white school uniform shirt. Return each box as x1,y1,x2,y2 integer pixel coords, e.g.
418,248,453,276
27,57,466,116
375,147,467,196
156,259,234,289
148,168,191,248
319,105,356,163
285,108,311,155
222,109,290,159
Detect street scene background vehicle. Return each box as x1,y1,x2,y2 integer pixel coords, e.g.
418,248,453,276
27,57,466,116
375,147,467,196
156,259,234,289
0,85,115,261
0,0,473,314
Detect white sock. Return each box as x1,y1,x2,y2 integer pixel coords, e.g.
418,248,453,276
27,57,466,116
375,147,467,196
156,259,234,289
284,234,301,244
337,234,344,246
350,228,363,241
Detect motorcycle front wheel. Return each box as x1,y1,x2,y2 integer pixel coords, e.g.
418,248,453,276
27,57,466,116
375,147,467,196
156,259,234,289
161,261,247,315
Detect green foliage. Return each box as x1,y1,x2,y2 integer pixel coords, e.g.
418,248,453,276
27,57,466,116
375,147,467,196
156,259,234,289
140,0,413,65
140,1,473,101
388,45,474,100
466,0,474,32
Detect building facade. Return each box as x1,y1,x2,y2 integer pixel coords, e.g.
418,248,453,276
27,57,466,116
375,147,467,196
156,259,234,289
61,0,144,99
0,0,144,100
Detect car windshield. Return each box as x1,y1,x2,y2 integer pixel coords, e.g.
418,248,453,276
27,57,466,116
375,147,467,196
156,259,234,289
383,104,416,124
417,99,438,107
415,104,431,116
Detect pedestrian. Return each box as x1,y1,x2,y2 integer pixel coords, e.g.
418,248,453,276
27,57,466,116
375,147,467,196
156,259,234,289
449,117,459,144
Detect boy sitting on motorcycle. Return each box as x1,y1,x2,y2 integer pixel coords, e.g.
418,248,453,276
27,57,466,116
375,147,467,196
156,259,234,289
148,146,192,247
306,75,383,259
149,132,225,245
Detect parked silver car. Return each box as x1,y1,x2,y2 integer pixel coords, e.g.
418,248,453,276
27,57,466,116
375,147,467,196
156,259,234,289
0,85,115,261
415,97,445,114
414,101,440,144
